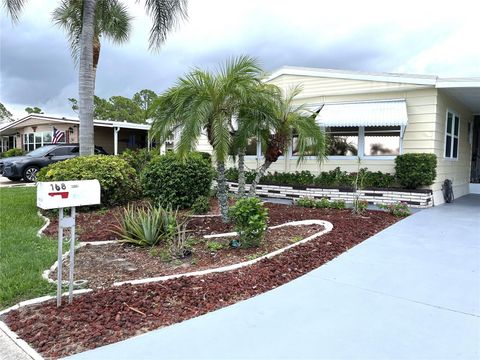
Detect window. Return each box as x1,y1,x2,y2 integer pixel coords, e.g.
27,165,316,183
445,111,459,159
325,127,359,156
290,125,402,158
364,126,401,156
292,133,318,157
245,137,258,156
48,146,76,156
23,130,65,151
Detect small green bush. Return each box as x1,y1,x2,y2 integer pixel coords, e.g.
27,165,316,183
115,204,178,246
191,195,210,214
315,198,331,209
379,202,411,217
141,152,214,209
296,197,317,208
1,148,25,158
229,197,269,248
330,199,346,209
120,148,157,174
37,155,140,206
352,199,368,215
395,153,437,189
206,241,225,251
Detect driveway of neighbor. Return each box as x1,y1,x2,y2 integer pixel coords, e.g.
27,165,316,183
67,195,480,360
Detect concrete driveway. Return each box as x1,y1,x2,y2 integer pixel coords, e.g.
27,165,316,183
67,195,480,360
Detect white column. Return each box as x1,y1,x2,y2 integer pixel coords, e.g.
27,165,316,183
114,127,120,155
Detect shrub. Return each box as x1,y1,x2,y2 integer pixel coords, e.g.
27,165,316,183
115,204,178,246
352,199,368,215
1,148,26,158
330,199,346,209
37,155,140,206
395,153,437,189
315,198,331,209
191,195,210,214
379,202,411,217
225,167,256,183
228,197,269,248
141,152,214,209
314,167,352,187
296,197,317,208
120,148,156,174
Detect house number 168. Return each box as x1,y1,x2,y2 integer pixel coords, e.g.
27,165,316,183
50,183,67,191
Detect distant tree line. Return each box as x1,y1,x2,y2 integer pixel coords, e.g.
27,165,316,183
68,89,158,124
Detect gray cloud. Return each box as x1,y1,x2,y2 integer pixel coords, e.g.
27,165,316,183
1,0,478,119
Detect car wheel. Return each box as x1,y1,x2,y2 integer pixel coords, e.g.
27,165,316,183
6,177,22,181
23,166,40,182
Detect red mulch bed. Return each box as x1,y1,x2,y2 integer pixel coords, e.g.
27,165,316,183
4,203,399,359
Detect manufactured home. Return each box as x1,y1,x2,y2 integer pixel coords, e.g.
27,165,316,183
208,67,479,205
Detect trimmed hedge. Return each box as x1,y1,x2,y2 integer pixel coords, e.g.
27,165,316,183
141,152,214,209
37,155,140,206
395,153,437,189
225,167,396,189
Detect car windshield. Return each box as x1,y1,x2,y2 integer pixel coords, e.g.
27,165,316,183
27,145,58,157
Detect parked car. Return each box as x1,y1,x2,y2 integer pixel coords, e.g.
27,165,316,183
0,144,108,182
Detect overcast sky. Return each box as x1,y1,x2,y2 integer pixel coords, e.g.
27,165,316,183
1,0,479,119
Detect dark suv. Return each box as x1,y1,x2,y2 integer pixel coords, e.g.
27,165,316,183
0,144,108,182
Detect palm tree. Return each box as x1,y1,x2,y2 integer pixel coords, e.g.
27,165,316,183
151,56,264,222
232,83,279,197
3,0,187,155
248,85,327,195
52,0,131,86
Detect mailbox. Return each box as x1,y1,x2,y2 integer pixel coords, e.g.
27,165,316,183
37,180,101,210
37,179,101,307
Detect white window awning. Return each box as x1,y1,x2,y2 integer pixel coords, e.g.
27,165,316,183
315,99,408,127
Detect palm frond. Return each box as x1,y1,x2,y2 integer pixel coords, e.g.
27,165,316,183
3,0,27,22
142,0,188,50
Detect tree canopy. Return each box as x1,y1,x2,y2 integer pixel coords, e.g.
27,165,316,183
69,89,158,123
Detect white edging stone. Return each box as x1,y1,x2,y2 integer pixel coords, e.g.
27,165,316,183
36,211,50,238
0,321,44,360
114,219,333,287
0,289,92,317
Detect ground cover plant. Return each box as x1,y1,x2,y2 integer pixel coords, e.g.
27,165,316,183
379,202,411,217
2,202,399,359
0,187,60,309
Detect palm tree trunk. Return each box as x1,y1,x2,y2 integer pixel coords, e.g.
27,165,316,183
249,160,272,196
237,148,246,198
216,161,229,222
78,0,96,156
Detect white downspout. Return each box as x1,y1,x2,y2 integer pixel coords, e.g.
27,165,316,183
114,127,120,155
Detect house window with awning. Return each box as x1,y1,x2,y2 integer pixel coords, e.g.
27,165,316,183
314,100,407,158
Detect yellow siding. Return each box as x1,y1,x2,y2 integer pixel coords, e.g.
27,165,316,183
269,74,431,99
431,91,473,203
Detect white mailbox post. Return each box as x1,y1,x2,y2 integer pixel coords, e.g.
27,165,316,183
37,180,101,307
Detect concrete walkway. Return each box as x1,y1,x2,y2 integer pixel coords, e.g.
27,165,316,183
67,195,480,360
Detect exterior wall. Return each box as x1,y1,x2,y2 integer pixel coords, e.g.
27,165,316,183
431,91,473,204
17,124,75,150
269,74,431,99
238,86,438,178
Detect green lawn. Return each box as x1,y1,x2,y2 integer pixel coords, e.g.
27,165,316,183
0,187,62,309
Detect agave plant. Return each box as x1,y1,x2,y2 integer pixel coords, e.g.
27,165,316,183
115,204,178,246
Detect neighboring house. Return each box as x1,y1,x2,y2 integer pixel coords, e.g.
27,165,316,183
195,67,480,205
0,114,150,155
